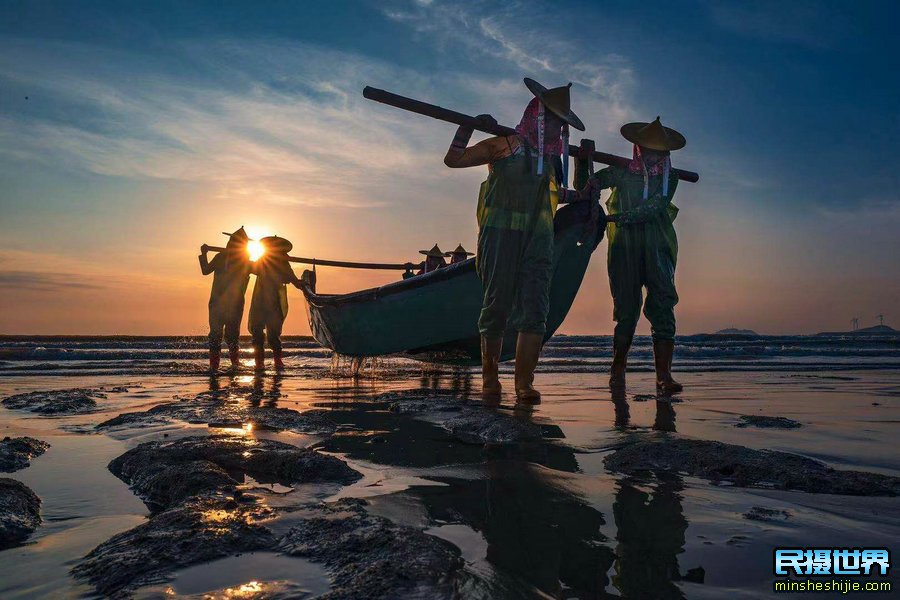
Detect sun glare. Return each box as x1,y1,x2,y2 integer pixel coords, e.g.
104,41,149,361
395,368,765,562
247,240,265,261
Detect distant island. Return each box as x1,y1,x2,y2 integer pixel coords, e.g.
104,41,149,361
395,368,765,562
712,328,759,336
815,324,897,336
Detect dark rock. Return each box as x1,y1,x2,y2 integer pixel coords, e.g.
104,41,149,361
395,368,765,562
743,506,791,522
98,396,335,435
0,477,41,549
72,497,276,598
2,387,108,414
387,392,464,414
278,498,467,599
0,436,50,472
109,435,361,511
443,411,542,444
604,437,900,496
386,392,542,444
735,415,802,429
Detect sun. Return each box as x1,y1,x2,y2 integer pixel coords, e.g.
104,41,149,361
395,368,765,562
247,240,265,262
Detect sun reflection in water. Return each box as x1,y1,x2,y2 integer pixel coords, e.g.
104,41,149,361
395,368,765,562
216,422,254,436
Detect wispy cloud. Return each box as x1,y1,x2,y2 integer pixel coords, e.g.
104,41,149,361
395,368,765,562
0,271,103,291
379,0,634,128
0,37,488,209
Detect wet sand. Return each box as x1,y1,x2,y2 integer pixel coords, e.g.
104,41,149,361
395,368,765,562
0,366,897,598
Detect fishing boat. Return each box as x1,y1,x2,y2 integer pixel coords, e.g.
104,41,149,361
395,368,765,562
299,200,604,365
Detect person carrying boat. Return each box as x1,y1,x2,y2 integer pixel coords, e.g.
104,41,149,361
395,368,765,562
447,244,474,265
199,227,252,371
416,244,448,275
443,78,585,401
564,118,686,393
248,235,302,371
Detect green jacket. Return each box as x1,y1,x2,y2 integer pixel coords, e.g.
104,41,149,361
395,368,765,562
593,166,680,265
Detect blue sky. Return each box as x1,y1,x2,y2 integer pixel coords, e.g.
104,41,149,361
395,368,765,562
1,0,898,334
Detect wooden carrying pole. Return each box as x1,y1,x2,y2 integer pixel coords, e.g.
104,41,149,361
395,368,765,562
205,246,422,271
363,86,700,183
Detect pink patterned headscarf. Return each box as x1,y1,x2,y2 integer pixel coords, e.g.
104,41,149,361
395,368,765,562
514,97,569,181
627,144,671,200
515,98,563,155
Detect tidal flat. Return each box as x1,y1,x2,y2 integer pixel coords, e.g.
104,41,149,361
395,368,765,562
0,362,898,598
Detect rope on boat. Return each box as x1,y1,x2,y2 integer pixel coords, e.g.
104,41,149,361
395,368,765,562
206,246,422,271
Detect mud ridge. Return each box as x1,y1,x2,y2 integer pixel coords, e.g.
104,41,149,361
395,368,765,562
0,436,49,472
0,478,41,549
385,391,545,444
278,498,470,599
98,395,336,435
2,386,128,415
605,436,899,496
71,497,275,598
109,435,362,511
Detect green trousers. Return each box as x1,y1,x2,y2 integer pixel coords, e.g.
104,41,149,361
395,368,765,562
476,147,555,338
608,223,678,341
477,225,553,337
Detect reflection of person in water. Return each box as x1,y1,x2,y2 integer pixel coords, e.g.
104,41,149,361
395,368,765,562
611,386,631,430
610,389,677,433
654,399,677,432
610,397,699,598
613,476,689,599
484,460,616,596
249,372,283,408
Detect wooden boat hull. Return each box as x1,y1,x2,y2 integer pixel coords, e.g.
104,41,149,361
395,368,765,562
301,201,604,365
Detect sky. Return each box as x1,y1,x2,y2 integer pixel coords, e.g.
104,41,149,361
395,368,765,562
0,0,898,336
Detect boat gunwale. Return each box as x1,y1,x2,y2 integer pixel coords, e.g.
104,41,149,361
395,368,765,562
300,201,599,309
301,258,475,308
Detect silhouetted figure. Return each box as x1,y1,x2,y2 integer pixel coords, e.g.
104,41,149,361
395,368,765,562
199,227,251,371
444,78,584,402
416,244,448,275
248,236,301,371
446,243,474,265
568,118,687,393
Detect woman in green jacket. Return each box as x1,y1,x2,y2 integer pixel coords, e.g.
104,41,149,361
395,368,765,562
573,118,687,393
444,78,584,401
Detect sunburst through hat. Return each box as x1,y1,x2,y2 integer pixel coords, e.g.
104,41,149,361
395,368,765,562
261,235,293,253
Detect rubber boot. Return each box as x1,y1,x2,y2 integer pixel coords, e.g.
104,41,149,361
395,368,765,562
480,336,503,398
273,348,285,371
609,336,632,388
653,338,683,394
253,346,265,371
209,349,221,372
514,332,543,403
228,346,241,370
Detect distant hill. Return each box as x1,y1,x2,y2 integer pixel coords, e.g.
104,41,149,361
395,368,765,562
712,328,758,336
815,324,897,336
